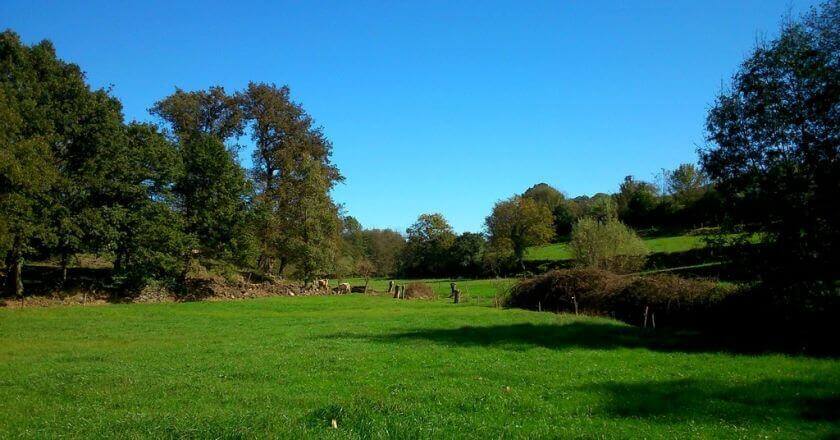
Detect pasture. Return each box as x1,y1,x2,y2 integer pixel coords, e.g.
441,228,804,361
1,295,837,438
525,233,715,262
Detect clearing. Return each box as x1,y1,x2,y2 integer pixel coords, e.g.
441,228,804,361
1,295,837,438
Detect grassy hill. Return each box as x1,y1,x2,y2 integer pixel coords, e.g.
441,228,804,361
1,295,837,438
525,234,716,262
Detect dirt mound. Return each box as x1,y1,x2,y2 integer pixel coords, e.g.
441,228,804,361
403,282,435,299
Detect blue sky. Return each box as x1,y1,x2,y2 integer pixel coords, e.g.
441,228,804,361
1,0,819,233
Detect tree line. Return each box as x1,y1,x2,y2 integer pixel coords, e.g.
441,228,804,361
1,31,340,296
335,160,718,280
340,1,838,291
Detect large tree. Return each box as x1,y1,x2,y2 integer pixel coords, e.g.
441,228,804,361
0,31,127,295
242,82,342,281
152,87,254,275
485,196,555,270
615,176,659,228
702,1,839,285
363,228,406,276
402,213,456,276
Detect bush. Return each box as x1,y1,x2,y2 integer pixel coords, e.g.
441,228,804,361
506,268,629,313
570,217,648,273
403,282,435,300
506,269,731,327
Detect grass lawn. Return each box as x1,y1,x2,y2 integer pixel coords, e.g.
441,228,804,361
1,296,838,438
339,277,516,301
525,234,718,262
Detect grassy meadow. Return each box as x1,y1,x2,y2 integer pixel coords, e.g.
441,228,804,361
1,294,838,438
340,277,516,300
525,233,717,262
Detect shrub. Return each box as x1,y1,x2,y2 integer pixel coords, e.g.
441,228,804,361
506,269,732,328
403,282,435,300
570,217,648,273
617,274,730,327
506,268,629,313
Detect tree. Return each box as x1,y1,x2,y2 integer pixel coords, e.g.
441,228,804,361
106,123,186,288
485,196,555,270
570,217,648,273
702,1,839,285
667,163,708,207
402,213,456,276
152,87,254,275
585,193,618,222
522,183,564,211
0,88,57,296
363,229,405,276
450,232,487,276
242,83,342,281
0,31,127,295
616,176,659,228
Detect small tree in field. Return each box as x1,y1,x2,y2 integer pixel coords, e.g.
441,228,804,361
486,196,555,271
356,259,376,293
570,217,648,273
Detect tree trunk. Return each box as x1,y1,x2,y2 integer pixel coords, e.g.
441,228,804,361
364,277,370,294
5,248,23,298
181,253,191,284
60,252,70,286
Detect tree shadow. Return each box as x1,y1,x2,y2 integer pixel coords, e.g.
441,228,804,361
584,378,838,431
327,321,838,357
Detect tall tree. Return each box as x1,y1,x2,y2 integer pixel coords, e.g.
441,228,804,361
0,31,124,294
485,196,555,270
363,229,405,276
242,82,342,281
667,163,708,207
0,87,57,296
616,176,659,228
402,213,456,276
152,87,254,275
702,1,839,285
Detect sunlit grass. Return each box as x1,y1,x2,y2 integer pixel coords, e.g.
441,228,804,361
1,295,837,438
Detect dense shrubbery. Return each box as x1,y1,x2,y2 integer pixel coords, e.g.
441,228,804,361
506,268,837,353
506,269,732,327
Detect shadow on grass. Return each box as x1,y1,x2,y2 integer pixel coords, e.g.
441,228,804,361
328,321,838,357
585,378,838,430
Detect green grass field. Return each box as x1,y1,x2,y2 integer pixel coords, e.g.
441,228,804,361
340,278,516,300
1,295,837,438
525,234,715,261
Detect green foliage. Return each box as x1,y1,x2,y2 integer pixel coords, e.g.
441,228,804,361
450,232,486,276
361,229,405,276
615,176,659,227
402,213,456,276
485,196,555,270
667,163,708,208
570,217,648,273
551,201,577,238
243,83,342,281
702,1,840,286
522,183,564,211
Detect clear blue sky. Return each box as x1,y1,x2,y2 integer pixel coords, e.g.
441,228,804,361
1,0,819,233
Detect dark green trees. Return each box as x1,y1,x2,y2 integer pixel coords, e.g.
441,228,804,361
1,32,346,294
702,1,839,284
0,31,129,295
